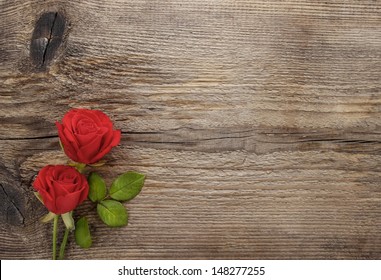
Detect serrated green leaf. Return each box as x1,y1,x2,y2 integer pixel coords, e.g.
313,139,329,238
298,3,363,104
88,172,107,202
97,200,128,227
109,171,145,201
75,217,92,248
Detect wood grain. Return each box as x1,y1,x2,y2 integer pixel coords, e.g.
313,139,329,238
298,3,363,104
0,0,380,259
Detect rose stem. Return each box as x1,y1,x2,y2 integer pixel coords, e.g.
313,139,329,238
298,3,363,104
52,215,59,260
58,228,70,260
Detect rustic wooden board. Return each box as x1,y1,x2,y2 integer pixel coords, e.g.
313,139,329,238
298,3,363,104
0,0,380,259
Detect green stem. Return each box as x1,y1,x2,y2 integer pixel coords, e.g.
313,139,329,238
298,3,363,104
59,228,70,260
52,215,59,260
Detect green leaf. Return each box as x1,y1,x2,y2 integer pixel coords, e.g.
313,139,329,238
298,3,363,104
97,200,128,227
88,172,107,202
75,217,92,248
109,171,145,201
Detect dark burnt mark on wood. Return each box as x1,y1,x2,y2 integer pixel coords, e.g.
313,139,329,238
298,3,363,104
30,12,66,70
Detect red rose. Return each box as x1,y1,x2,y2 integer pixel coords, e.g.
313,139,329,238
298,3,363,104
56,108,121,164
33,165,89,214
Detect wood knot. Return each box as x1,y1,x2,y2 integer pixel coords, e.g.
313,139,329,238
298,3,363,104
30,12,66,70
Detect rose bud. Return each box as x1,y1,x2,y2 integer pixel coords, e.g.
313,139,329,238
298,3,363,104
33,165,89,214
56,108,121,164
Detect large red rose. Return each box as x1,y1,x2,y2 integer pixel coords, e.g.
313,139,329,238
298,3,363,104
56,108,121,164
33,165,89,214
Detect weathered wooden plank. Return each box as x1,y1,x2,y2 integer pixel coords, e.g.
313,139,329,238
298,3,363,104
0,0,380,259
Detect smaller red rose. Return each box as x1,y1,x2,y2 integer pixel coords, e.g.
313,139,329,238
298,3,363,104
56,108,121,164
33,165,89,214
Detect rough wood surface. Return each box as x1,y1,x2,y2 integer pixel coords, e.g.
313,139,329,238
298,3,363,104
0,0,380,259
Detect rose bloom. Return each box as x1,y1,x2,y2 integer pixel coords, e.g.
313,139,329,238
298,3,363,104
33,165,89,214
56,108,121,164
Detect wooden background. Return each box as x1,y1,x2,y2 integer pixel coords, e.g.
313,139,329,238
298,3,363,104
0,0,380,259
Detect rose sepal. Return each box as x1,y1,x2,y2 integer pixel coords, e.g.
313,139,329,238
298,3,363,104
59,139,64,152
34,192,43,204
88,160,107,167
62,212,75,230
67,161,87,173
41,212,57,223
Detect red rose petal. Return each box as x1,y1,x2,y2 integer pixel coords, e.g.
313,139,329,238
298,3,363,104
75,130,98,147
78,133,103,163
57,109,120,164
55,191,82,214
111,130,121,147
32,165,89,214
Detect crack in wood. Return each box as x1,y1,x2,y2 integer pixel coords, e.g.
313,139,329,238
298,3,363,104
41,12,58,67
0,183,25,225
30,11,66,70
0,135,58,141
